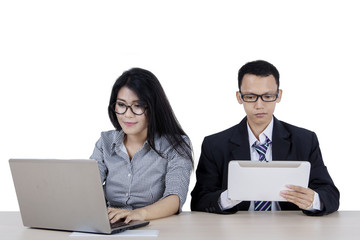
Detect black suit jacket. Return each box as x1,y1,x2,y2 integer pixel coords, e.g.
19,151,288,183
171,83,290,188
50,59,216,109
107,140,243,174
190,116,340,216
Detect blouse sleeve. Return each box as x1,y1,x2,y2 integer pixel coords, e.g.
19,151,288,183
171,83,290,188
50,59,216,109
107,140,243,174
161,136,193,211
89,135,108,184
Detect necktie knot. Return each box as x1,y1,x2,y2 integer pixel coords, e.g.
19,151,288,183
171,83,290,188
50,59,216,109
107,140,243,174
253,136,272,162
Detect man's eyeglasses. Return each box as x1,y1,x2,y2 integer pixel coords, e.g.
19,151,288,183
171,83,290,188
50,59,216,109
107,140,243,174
111,102,147,115
240,92,279,103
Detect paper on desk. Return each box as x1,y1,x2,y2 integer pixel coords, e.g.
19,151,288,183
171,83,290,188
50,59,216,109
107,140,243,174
70,230,159,237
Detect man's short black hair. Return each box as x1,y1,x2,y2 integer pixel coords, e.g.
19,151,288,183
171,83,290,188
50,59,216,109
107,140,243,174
238,60,280,90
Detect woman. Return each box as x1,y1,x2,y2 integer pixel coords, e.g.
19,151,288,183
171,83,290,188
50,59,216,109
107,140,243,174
90,68,193,224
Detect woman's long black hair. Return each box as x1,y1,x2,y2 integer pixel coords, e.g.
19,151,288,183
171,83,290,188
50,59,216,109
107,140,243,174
108,68,193,164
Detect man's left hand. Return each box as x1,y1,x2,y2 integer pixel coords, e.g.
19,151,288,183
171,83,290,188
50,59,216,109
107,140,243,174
280,185,315,210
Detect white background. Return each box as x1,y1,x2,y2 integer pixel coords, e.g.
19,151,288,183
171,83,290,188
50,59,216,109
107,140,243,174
1,0,359,211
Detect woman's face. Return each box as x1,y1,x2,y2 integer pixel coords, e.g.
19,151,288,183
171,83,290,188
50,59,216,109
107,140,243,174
115,86,148,139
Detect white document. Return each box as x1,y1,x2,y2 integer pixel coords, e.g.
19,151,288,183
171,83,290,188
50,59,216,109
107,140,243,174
70,229,159,237
228,161,310,201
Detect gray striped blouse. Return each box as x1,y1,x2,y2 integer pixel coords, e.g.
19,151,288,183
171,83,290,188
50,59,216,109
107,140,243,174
90,130,192,211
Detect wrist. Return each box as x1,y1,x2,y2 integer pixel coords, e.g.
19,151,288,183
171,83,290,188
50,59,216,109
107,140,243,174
135,207,148,220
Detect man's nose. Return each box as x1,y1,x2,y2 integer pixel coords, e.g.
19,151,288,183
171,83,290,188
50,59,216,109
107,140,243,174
254,97,265,108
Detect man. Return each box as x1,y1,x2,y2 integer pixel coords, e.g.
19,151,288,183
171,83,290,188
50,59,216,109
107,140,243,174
191,60,339,216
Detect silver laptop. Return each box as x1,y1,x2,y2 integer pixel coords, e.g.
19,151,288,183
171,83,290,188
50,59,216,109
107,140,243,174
228,160,310,201
9,159,149,234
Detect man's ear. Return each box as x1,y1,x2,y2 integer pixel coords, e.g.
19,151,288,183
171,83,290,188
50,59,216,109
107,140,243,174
236,91,243,104
276,89,283,103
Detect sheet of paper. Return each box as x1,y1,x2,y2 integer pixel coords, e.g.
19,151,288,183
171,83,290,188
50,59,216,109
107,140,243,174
70,230,159,237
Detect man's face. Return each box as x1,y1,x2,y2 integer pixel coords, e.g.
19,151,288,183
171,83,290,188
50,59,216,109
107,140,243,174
236,74,282,131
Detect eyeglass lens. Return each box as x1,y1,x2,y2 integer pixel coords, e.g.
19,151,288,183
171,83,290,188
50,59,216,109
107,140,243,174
241,93,278,102
114,102,146,115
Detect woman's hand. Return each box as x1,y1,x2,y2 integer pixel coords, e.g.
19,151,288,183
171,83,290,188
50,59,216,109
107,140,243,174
108,207,147,224
107,195,180,224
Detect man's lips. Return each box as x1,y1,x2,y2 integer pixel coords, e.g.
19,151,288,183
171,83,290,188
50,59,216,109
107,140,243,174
255,113,267,117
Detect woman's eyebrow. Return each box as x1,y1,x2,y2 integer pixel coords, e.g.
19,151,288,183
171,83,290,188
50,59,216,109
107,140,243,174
116,98,141,103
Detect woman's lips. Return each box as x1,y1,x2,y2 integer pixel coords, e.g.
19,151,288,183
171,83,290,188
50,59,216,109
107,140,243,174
124,122,137,127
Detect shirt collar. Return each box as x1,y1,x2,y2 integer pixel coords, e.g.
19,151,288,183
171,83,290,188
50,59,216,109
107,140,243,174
110,130,125,155
247,117,274,146
111,130,152,155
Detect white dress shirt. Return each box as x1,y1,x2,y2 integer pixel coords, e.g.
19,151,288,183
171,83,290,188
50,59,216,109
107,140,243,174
219,118,323,212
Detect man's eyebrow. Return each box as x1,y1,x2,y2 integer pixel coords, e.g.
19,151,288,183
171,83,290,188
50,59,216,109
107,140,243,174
240,91,278,95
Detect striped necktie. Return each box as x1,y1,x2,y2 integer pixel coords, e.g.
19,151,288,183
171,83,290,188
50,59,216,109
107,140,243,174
253,136,272,211
253,136,272,162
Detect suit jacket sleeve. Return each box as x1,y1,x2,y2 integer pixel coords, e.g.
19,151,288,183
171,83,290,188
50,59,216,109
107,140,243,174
190,136,246,214
302,132,340,216
190,137,224,213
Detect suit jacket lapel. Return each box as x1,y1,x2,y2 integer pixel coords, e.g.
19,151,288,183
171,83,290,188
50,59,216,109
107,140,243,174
230,117,251,160
230,116,291,160
272,116,291,160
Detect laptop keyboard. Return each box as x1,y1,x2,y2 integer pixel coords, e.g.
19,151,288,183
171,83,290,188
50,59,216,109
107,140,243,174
111,220,129,229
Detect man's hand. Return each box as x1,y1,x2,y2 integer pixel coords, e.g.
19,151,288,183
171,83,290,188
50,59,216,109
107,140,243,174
280,185,315,210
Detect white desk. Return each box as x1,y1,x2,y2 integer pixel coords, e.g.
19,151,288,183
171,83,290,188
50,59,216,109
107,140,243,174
1,211,359,240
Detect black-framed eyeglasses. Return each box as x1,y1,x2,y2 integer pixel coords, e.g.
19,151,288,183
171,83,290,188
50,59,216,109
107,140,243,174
240,92,279,103
111,102,147,115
